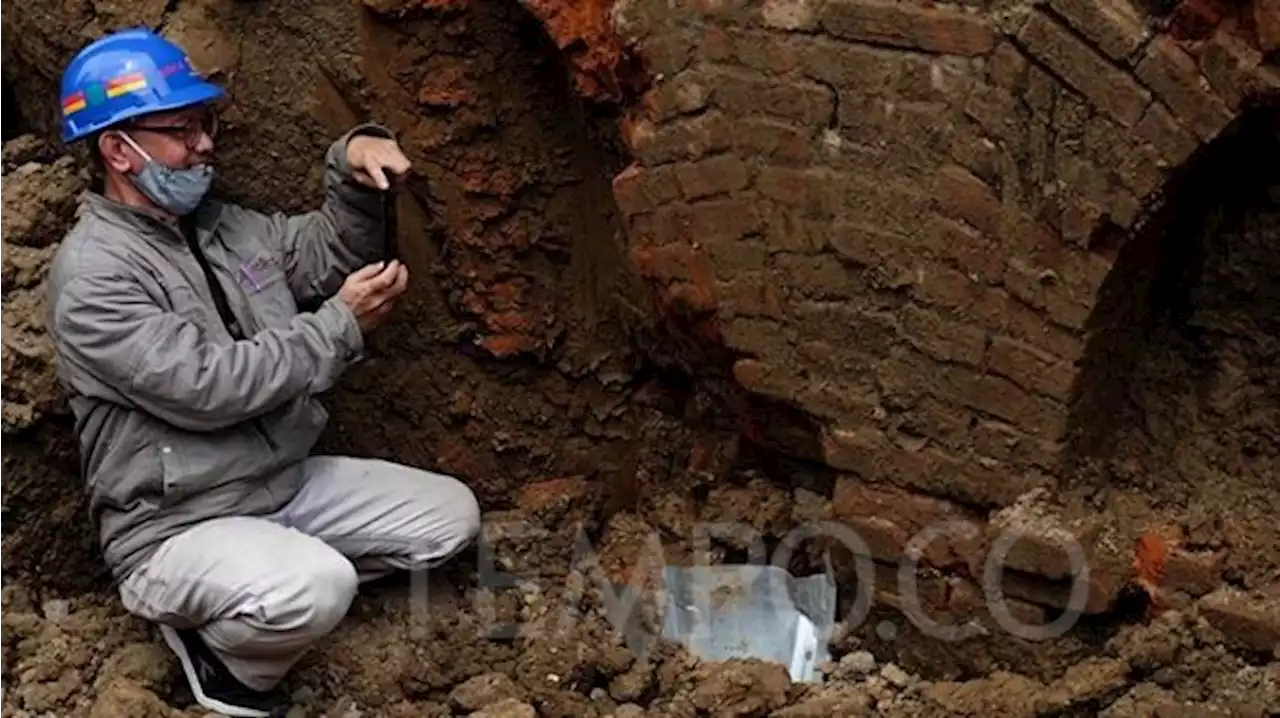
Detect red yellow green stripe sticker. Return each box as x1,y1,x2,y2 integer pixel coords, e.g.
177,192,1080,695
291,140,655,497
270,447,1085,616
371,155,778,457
106,72,147,98
62,91,87,115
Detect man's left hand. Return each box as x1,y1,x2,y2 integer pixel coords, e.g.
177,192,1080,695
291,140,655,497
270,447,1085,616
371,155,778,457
347,135,411,191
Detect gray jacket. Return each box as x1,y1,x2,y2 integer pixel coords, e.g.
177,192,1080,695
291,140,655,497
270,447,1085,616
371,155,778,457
47,124,392,580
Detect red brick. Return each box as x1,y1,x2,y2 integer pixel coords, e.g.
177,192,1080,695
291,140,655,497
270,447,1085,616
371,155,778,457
832,479,984,568
628,111,733,166
701,26,733,62
972,419,1063,472
1199,587,1280,654
686,0,750,19
921,448,1047,507
675,154,750,200
611,164,680,216
899,396,974,450
1082,118,1167,200
777,253,856,299
986,499,1104,581
1046,0,1147,61
1162,548,1226,597
716,275,784,319
645,70,712,121
686,197,764,246
629,243,710,282
799,37,906,92
637,32,696,77
1004,295,1086,362
829,220,911,276
940,365,1068,438
822,425,895,477
758,166,844,216
1004,259,1093,331
934,165,1001,236
820,0,995,56
722,28,803,74
1133,103,1199,170
766,210,826,254
709,66,834,126
706,238,768,279
922,215,1005,282
839,173,929,236
734,117,811,164
988,42,1030,89
987,335,1076,401
912,261,1009,330
1015,10,1151,127
761,0,820,30
1200,29,1280,111
731,358,802,401
792,302,899,358
1134,36,1235,141
898,303,987,367
721,316,793,357
997,568,1121,614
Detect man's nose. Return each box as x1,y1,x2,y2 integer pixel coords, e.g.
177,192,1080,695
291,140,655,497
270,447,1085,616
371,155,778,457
193,128,215,155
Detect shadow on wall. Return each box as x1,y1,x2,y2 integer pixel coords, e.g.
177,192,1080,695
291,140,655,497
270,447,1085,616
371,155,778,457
3,78,30,140
1063,103,1280,498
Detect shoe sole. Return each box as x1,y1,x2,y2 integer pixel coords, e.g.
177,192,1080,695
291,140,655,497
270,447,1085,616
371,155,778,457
158,624,272,718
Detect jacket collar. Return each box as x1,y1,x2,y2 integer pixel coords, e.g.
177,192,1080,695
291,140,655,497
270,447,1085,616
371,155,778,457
80,191,224,247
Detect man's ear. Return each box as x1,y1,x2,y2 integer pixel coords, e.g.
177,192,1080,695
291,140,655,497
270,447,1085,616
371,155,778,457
97,132,134,174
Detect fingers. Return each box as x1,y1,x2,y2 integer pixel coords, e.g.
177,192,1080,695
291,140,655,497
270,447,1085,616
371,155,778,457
348,135,413,190
368,163,390,191
349,260,387,281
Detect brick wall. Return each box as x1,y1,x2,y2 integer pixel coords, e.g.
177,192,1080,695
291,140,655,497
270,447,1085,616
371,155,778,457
606,0,1280,638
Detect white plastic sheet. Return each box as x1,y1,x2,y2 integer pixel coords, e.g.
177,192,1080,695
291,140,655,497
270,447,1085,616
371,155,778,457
656,562,837,682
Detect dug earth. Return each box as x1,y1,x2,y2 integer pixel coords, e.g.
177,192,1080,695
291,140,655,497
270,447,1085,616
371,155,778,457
2,0,1279,715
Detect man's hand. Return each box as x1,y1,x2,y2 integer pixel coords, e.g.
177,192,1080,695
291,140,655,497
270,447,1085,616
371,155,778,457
346,135,411,191
337,260,410,332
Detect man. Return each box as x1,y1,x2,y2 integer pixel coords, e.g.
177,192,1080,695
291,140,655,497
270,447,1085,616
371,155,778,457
47,28,481,717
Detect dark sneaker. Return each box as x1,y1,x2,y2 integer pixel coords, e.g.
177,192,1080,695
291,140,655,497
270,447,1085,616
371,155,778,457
158,624,290,718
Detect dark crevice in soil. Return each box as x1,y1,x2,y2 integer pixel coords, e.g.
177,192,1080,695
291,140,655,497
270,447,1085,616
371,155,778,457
2,78,31,141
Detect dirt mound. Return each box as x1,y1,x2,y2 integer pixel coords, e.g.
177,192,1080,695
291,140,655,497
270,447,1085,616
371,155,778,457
3,555,1276,717
1,140,86,432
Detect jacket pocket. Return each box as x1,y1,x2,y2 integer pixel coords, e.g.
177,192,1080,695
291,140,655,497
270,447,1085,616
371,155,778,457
155,422,275,505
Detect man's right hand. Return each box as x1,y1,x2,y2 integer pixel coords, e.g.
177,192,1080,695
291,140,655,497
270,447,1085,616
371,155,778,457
337,260,409,332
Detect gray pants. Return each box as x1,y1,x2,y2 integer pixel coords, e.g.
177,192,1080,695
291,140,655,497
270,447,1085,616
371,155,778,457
117,456,481,691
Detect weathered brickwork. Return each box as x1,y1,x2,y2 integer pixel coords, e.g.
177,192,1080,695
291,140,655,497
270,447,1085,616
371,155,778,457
611,0,1278,625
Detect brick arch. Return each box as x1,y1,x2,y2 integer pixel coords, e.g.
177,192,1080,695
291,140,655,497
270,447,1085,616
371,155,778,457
576,0,1280,644
604,0,1278,509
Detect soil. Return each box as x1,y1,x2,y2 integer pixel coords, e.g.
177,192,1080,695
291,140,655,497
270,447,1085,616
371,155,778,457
4,562,1277,717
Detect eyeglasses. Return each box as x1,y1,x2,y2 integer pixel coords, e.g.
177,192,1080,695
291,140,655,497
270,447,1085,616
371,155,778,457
128,112,220,148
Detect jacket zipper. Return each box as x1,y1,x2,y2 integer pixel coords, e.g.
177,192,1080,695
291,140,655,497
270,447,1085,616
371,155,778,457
179,216,279,453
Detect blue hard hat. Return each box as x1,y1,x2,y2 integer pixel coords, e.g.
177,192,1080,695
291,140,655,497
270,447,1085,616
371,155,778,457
58,27,225,144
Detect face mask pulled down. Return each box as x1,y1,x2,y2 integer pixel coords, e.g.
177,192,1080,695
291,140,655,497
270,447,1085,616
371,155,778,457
118,131,214,216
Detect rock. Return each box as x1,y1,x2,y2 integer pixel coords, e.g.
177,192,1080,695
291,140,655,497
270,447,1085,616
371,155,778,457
612,704,645,718
880,663,912,688
470,698,537,718
690,659,790,717
94,643,175,692
88,680,179,718
840,651,876,676
1040,657,1131,711
41,599,70,622
450,673,525,712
